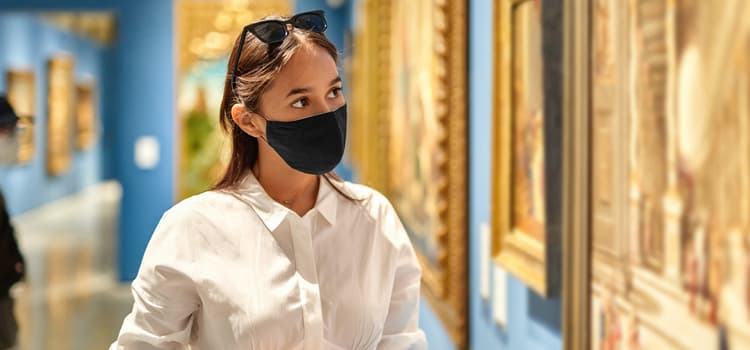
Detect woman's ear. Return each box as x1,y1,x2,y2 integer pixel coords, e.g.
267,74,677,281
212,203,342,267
231,103,266,139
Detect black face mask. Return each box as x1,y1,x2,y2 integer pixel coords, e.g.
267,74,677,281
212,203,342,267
262,104,347,175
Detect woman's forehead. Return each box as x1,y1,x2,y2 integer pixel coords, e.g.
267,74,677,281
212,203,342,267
270,44,338,89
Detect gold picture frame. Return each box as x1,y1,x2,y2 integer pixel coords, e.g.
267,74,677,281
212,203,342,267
351,0,468,347
75,81,97,150
562,0,591,348
47,55,74,176
492,0,564,297
6,69,36,163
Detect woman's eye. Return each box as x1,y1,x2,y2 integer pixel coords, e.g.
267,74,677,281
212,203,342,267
328,87,342,99
291,98,308,109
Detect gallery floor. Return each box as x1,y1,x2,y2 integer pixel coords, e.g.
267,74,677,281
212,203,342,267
9,182,131,350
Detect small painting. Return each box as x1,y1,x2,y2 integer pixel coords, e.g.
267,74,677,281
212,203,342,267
75,81,97,150
6,69,35,163
47,55,74,176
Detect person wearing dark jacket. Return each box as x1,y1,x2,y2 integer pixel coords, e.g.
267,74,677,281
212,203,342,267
0,96,25,350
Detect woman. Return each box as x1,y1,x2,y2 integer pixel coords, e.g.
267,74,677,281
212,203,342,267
111,10,427,350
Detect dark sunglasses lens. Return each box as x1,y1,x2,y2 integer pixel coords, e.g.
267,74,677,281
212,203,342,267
292,13,326,32
252,22,287,43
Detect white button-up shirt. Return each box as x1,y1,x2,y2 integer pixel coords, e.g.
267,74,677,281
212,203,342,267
110,173,427,349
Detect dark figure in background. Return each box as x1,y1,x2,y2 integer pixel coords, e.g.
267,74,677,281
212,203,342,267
0,96,25,350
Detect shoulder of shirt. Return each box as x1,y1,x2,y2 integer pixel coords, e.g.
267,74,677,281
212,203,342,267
159,190,239,225
338,181,392,212
338,181,412,248
337,181,404,230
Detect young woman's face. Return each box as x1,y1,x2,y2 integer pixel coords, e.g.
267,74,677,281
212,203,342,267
258,42,345,122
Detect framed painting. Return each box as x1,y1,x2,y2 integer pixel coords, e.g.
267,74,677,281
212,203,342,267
47,55,74,176
75,81,97,150
492,0,564,297
564,0,750,349
6,69,35,163
350,0,468,347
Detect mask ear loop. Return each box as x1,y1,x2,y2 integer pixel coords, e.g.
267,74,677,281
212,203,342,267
252,112,271,143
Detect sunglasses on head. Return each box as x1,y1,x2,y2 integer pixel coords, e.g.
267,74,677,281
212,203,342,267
231,10,328,95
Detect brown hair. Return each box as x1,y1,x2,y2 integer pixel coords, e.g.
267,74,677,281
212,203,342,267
214,16,358,200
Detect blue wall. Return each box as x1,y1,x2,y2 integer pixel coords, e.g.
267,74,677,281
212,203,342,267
0,13,110,217
108,0,175,282
0,0,176,282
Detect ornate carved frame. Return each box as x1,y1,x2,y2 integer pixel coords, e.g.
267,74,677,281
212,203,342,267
350,0,468,347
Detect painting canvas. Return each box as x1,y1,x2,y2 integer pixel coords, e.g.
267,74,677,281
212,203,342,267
510,0,546,243
6,69,35,163
47,56,74,176
492,0,563,297
350,0,468,346
177,61,231,199
75,82,97,150
587,0,750,349
389,0,443,266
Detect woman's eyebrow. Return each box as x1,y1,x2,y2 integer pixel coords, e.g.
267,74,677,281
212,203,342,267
286,77,343,98
286,87,310,97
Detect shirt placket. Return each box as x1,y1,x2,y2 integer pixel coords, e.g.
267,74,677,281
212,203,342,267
288,215,323,349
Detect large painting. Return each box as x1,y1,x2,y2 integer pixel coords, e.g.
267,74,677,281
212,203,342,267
175,0,290,199
492,0,564,297
350,0,468,346
389,0,443,267
6,69,35,163
47,55,74,176
563,0,750,348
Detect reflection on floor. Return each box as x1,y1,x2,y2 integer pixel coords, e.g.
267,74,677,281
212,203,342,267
9,182,133,350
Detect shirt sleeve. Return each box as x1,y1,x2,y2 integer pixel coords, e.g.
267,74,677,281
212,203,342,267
377,204,428,350
110,209,201,350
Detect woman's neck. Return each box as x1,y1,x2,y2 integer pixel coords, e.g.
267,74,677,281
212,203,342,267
254,146,319,217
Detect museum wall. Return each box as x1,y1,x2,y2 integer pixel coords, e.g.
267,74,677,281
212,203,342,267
0,13,111,217
0,0,176,282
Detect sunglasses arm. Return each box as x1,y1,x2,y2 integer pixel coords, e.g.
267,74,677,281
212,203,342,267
231,26,252,94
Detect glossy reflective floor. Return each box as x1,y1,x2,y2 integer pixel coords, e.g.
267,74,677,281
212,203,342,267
9,182,132,350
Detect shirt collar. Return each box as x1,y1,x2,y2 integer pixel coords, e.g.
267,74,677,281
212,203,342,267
233,172,338,231
315,176,338,226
